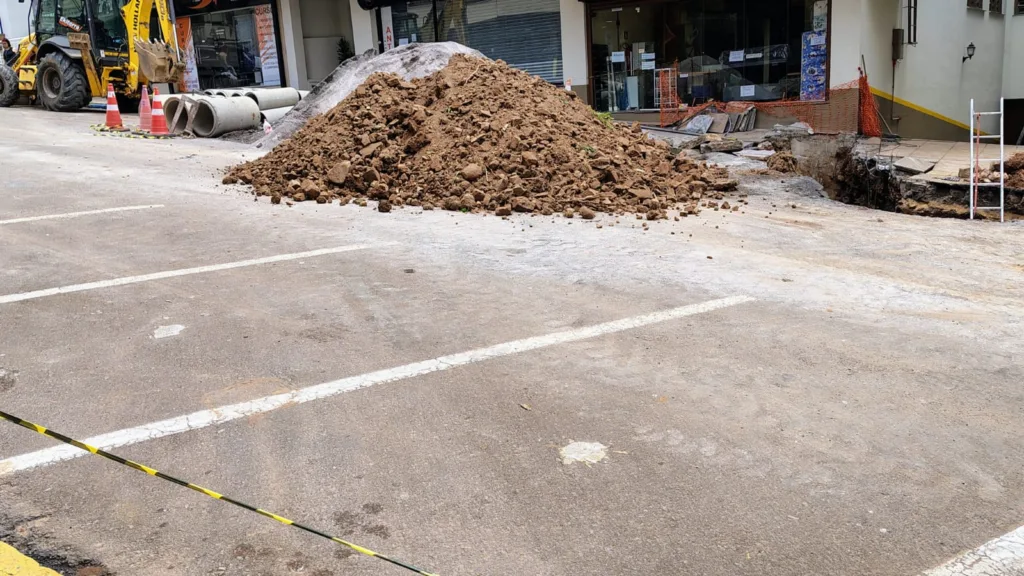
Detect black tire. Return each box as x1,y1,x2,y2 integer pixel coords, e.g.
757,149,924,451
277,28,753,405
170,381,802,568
35,52,90,112
116,93,140,114
0,65,18,108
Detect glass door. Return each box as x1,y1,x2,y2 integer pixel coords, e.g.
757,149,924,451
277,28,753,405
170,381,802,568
590,4,662,112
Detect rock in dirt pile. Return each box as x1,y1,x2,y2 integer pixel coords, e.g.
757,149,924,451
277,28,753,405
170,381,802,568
1003,152,1024,189
227,55,737,218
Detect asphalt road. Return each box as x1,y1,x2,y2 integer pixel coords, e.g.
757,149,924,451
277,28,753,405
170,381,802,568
1,108,1023,576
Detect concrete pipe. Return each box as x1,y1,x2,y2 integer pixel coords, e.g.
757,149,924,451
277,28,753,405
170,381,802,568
163,96,212,134
192,96,261,138
260,106,293,124
297,90,310,100
245,87,300,110
222,89,247,97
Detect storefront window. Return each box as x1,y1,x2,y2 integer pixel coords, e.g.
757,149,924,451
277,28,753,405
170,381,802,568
173,0,283,91
590,0,827,112
388,0,564,84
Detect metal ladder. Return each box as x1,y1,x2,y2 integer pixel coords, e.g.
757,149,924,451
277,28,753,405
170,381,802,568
969,98,1005,222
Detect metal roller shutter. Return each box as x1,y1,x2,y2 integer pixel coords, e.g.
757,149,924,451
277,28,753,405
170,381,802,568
437,0,563,83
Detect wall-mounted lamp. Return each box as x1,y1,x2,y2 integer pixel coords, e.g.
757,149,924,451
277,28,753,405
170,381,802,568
963,42,976,63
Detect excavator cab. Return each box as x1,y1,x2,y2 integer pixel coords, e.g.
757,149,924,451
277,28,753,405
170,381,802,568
0,0,182,111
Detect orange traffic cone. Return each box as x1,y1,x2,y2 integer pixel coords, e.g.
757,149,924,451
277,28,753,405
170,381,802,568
138,85,152,132
150,88,169,136
104,83,124,130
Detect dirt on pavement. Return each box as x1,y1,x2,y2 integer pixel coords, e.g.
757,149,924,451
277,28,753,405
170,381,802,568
766,152,798,174
228,55,738,219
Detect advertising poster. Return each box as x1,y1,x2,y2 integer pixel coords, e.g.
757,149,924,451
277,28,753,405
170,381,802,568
813,0,828,33
254,5,281,86
800,31,827,101
175,17,201,92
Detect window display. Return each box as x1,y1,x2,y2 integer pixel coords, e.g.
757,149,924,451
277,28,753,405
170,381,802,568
589,0,828,112
173,0,284,91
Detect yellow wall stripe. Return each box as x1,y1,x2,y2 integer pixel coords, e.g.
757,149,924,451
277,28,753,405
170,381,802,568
869,87,972,132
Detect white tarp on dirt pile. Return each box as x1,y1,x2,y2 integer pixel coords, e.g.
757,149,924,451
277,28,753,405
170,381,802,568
257,42,483,149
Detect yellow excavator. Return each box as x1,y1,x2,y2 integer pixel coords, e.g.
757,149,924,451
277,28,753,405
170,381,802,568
0,0,183,112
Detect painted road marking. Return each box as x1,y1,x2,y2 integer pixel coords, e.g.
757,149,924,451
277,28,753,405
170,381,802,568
0,204,165,225
0,244,380,305
0,295,753,475
924,525,1024,575
0,542,61,576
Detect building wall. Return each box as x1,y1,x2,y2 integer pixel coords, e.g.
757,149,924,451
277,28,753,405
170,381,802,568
1003,4,1024,98
890,0,1004,135
559,0,587,93
830,0,865,87
858,0,897,91
0,0,31,43
350,0,375,54
278,0,310,89
837,0,1006,138
300,0,356,83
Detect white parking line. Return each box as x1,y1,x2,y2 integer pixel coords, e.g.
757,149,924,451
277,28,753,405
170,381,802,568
0,205,165,225
0,295,753,476
0,244,380,305
924,525,1024,575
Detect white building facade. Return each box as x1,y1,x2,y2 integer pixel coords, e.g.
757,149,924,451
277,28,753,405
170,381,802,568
174,0,1022,140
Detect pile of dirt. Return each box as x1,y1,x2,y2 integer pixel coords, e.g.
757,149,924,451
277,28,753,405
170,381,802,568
258,42,482,149
1002,152,1024,189
228,55,737,218
766,152,798,173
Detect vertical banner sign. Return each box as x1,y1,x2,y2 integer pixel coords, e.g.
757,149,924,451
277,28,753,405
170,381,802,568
800,31,827,101
254,5,281,86
381,5,394,51
175,17,201,92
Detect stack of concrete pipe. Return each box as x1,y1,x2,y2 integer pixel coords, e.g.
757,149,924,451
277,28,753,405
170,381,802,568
161,86,302,138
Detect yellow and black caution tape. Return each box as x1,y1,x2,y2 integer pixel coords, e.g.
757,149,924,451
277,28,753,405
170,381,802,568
0,410,438,576
88,124,177,139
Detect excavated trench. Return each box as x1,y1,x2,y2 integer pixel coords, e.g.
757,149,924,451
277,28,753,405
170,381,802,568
798,136,1022,219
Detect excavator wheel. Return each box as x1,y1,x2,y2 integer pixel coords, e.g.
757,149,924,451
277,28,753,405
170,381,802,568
0,65,18,108
36,52,90,112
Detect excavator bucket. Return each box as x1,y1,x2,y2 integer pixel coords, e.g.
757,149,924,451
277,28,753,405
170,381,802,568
134,39,185,84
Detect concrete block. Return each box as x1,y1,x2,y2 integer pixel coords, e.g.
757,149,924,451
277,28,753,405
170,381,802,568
700,138,744,153
736,149,776,160
894,157,935,175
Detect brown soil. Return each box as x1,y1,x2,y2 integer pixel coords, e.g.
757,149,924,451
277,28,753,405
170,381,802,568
1007,171,1024,189
1003,152,1024,173
766,152,798,174
228,55,736,217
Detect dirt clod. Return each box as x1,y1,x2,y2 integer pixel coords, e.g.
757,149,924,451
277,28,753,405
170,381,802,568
230,55,731,218
767,152,798,174
461,163,484,181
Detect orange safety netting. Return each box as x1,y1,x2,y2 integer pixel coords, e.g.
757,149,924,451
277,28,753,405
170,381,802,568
658,66,883,137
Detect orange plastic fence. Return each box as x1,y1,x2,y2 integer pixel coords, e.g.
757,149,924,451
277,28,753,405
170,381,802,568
658,65,883,137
